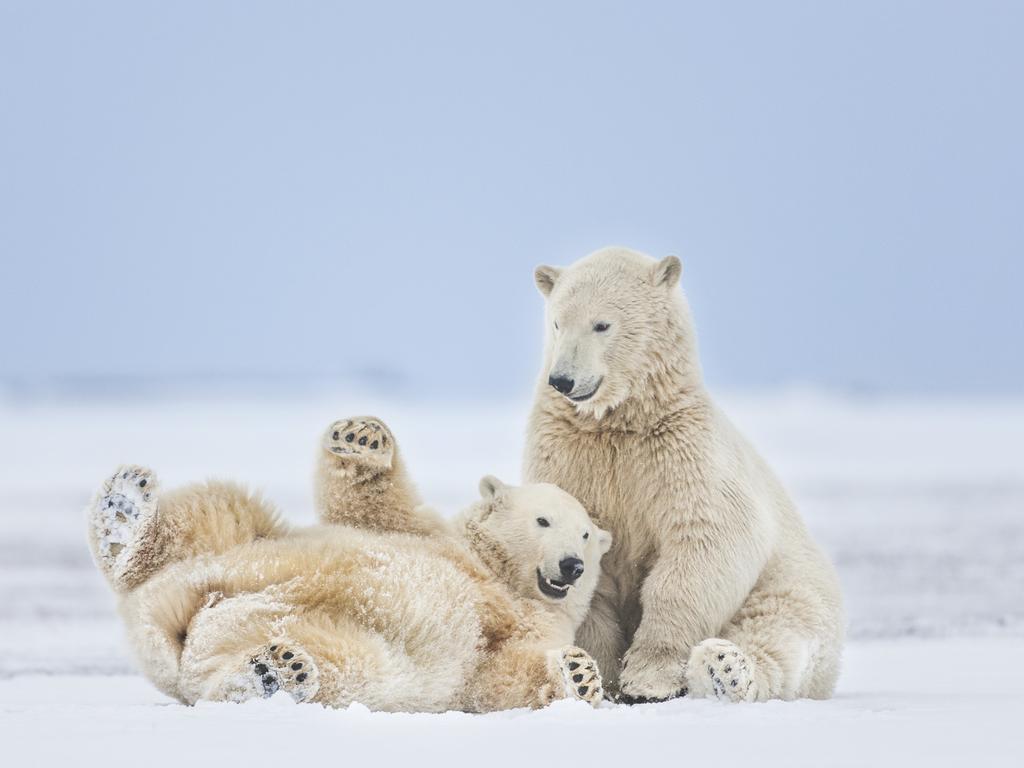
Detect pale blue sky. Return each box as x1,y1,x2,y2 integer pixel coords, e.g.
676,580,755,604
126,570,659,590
1,2,1021,397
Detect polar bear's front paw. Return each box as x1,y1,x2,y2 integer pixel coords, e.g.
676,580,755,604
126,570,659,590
322,417,394,470
617,647,687,704
226,642,321,704
87,465,160,587
685,639,757,703
551,646,603,706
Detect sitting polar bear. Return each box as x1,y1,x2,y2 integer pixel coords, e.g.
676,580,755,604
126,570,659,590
525,246,844,703
86,417,611,713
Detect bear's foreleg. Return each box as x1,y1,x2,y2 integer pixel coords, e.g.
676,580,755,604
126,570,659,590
574,578,627,692
461,645,603,712
618,528,765,702
315,416,447,536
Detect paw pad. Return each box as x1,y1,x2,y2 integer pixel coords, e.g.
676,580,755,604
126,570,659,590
686,639,756,703
89,465,159,578
556,647,603,707
246,642,320,703
322,417,394,468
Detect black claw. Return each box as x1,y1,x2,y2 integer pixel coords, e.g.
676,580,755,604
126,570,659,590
572,673,583,683
578,685,588,696
138,479,147,487
358,436,368,446
370,440,379,449
346,433,355,442
254,664,268,675
270,646,277,651
708,666,714,676
332,431,339,440
568,662,579,671
291,662,302,670
283,651,294,660
718,653,725,661
731,679,738,687
724,665,732,673
296,673,307,682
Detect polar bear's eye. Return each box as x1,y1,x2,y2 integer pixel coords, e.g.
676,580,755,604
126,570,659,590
593,322,610,333
583,532,589,540
536,517,550,527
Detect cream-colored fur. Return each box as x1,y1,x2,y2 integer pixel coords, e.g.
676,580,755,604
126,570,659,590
87,419,611,712
524,246,844,703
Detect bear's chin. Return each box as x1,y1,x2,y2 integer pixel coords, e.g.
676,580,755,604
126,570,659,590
566,383,625,421
536,568,571,600
572,398,612,421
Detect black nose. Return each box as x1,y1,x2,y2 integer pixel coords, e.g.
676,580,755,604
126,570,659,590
548,375,575,395
559,557,584,583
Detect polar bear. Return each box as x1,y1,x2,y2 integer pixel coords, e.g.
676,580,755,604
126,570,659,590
524,246,844,703
86,417,612,713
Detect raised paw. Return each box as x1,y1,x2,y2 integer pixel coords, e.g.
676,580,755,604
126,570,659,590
322,417,394,470
87,465,160,586
554,646,603,706
234,642,320,703
685,639,757,703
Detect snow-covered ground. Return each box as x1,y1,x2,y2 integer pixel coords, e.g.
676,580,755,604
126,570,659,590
1,392,1022,765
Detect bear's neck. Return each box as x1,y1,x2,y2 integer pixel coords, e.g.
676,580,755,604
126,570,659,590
540,300,708,434
458,517,521,590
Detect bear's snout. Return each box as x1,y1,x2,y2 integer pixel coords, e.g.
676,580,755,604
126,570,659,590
548,375,575,395
559,556,584,584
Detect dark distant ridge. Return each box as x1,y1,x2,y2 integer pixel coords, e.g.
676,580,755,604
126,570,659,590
0,368,411,403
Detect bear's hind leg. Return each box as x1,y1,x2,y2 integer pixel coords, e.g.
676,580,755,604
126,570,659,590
686,639,757,702
315,416,444,536
685,567,843,702
87,466,287,593
87,465,163,592
218,640,321,704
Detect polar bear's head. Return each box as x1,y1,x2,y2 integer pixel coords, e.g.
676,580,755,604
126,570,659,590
459,476,611,623
534,246,693,418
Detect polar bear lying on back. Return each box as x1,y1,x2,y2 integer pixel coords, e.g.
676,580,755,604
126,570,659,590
526,246,844,703
87,416,611,712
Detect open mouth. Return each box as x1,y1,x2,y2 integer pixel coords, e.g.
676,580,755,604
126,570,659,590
536,569,571,599
568,378,603,403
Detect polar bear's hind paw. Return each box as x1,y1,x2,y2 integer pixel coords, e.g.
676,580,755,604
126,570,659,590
686,639,756,703
244,642,320,703
88,465,159,581
323,417,394,469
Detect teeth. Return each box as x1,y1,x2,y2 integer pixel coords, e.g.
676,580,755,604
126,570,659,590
545,578,569,592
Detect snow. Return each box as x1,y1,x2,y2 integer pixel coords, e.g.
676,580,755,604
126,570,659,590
1,391,1022,765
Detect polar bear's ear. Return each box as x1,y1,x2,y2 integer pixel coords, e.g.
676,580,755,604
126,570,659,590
534,265,562,297
652,255,682,288
479,475,507,499
596,527,613,555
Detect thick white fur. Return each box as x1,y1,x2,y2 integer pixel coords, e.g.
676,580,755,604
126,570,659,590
525,246,844,702
87,442,611,712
